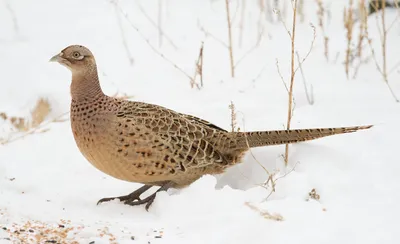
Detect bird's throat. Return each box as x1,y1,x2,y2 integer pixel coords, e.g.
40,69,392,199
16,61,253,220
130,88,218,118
70,67,103,101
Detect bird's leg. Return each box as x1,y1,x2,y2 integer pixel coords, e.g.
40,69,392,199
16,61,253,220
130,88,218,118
97,185,153,205
124,182,173,211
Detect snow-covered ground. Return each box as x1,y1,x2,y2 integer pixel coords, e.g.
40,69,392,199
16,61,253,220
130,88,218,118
1,0,400,243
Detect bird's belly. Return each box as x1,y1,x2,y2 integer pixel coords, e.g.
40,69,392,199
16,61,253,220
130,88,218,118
73,131,175,184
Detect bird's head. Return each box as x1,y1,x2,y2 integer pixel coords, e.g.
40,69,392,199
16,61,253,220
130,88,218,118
49,45,96,74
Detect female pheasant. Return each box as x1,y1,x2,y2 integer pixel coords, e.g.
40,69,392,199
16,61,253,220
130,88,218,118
50,45,372,210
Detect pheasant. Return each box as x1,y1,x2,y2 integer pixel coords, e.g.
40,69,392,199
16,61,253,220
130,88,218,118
50,45,372,210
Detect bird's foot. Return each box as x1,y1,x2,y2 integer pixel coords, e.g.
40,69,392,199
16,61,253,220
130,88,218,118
124,193,158,211
97,185,153,205
97,182,173,211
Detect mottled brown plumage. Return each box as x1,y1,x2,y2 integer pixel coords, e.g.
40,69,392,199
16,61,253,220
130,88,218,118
50,45,372,210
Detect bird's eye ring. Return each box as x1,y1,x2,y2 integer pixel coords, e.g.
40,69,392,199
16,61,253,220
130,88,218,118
72,52,81,59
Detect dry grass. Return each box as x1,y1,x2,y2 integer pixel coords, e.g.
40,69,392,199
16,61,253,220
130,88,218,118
1,98,51,137
31,98,51,128
316,0,329,60
366,0,399,102
111,0,195,88
190,42,204,89
245,202,284,221
5,0,19,37
357,0,368,59
344,0,354,79
296,51,314,105
284,0,298,166
0,98,68,146
274,1,316,165
225,0,235,78
229,101,238,132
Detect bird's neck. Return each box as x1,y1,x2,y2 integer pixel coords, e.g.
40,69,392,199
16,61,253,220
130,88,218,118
70,65,104,101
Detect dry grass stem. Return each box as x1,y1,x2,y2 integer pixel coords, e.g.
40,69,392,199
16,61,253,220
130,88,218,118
111,1,195,87
31,98,51,128
367,0,399,102
245,202,284,221
298,0,305,22
134,1,178,49
357,0,368,58
198,22,229,49
294,23,316,74
275,59,289,93
5,0,19,36
113,4,134,66
238,0,246,47
265,0,274,23
251,64,268,83
190,42,204,89
316,0,329,60
263,161,299,200
238,117,299,200
296,51,314,105
284,0,298,166
344,0,354,79
229,101,237,132
234,29,265,68
225,0,235,77
158,0,163,47
386,1,400,32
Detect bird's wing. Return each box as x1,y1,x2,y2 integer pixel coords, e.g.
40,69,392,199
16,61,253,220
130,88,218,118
116,100,229,169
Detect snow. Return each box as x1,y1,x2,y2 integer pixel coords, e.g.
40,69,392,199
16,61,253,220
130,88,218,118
1,0,400,243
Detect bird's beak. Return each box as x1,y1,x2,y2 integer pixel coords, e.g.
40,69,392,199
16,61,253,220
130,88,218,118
49,52,64,63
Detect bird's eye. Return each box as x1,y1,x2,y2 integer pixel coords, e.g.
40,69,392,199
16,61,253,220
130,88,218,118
72,52,81,59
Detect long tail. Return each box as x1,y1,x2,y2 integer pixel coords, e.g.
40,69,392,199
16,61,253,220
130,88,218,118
235,125,373,148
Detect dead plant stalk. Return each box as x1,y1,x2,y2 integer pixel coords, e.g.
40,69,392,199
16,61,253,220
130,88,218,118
367,0,399,102
344,0,354,79
225,0,235,77
284,0,298,166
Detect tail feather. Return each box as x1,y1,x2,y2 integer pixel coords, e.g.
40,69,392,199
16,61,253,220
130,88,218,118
235,125,373,148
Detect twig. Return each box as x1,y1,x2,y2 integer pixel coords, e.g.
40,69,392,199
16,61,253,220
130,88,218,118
245,202,284,221
229,101,237,132
294,23,316,74
344,0,354,79
225,0,235,77
356,0,367,59
111,1,195,87
296,51,314,105
190,42,204,89
234,28,264,68
366,0,399,102
5,0,19,36
251,64,268,83
113,3,134,66
275,59,289,93
134,0,178,49
238,0,246,48
158,0,163,47
388,59,400,75
263,161,299,201
198,21,229,49
284,0,299,166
